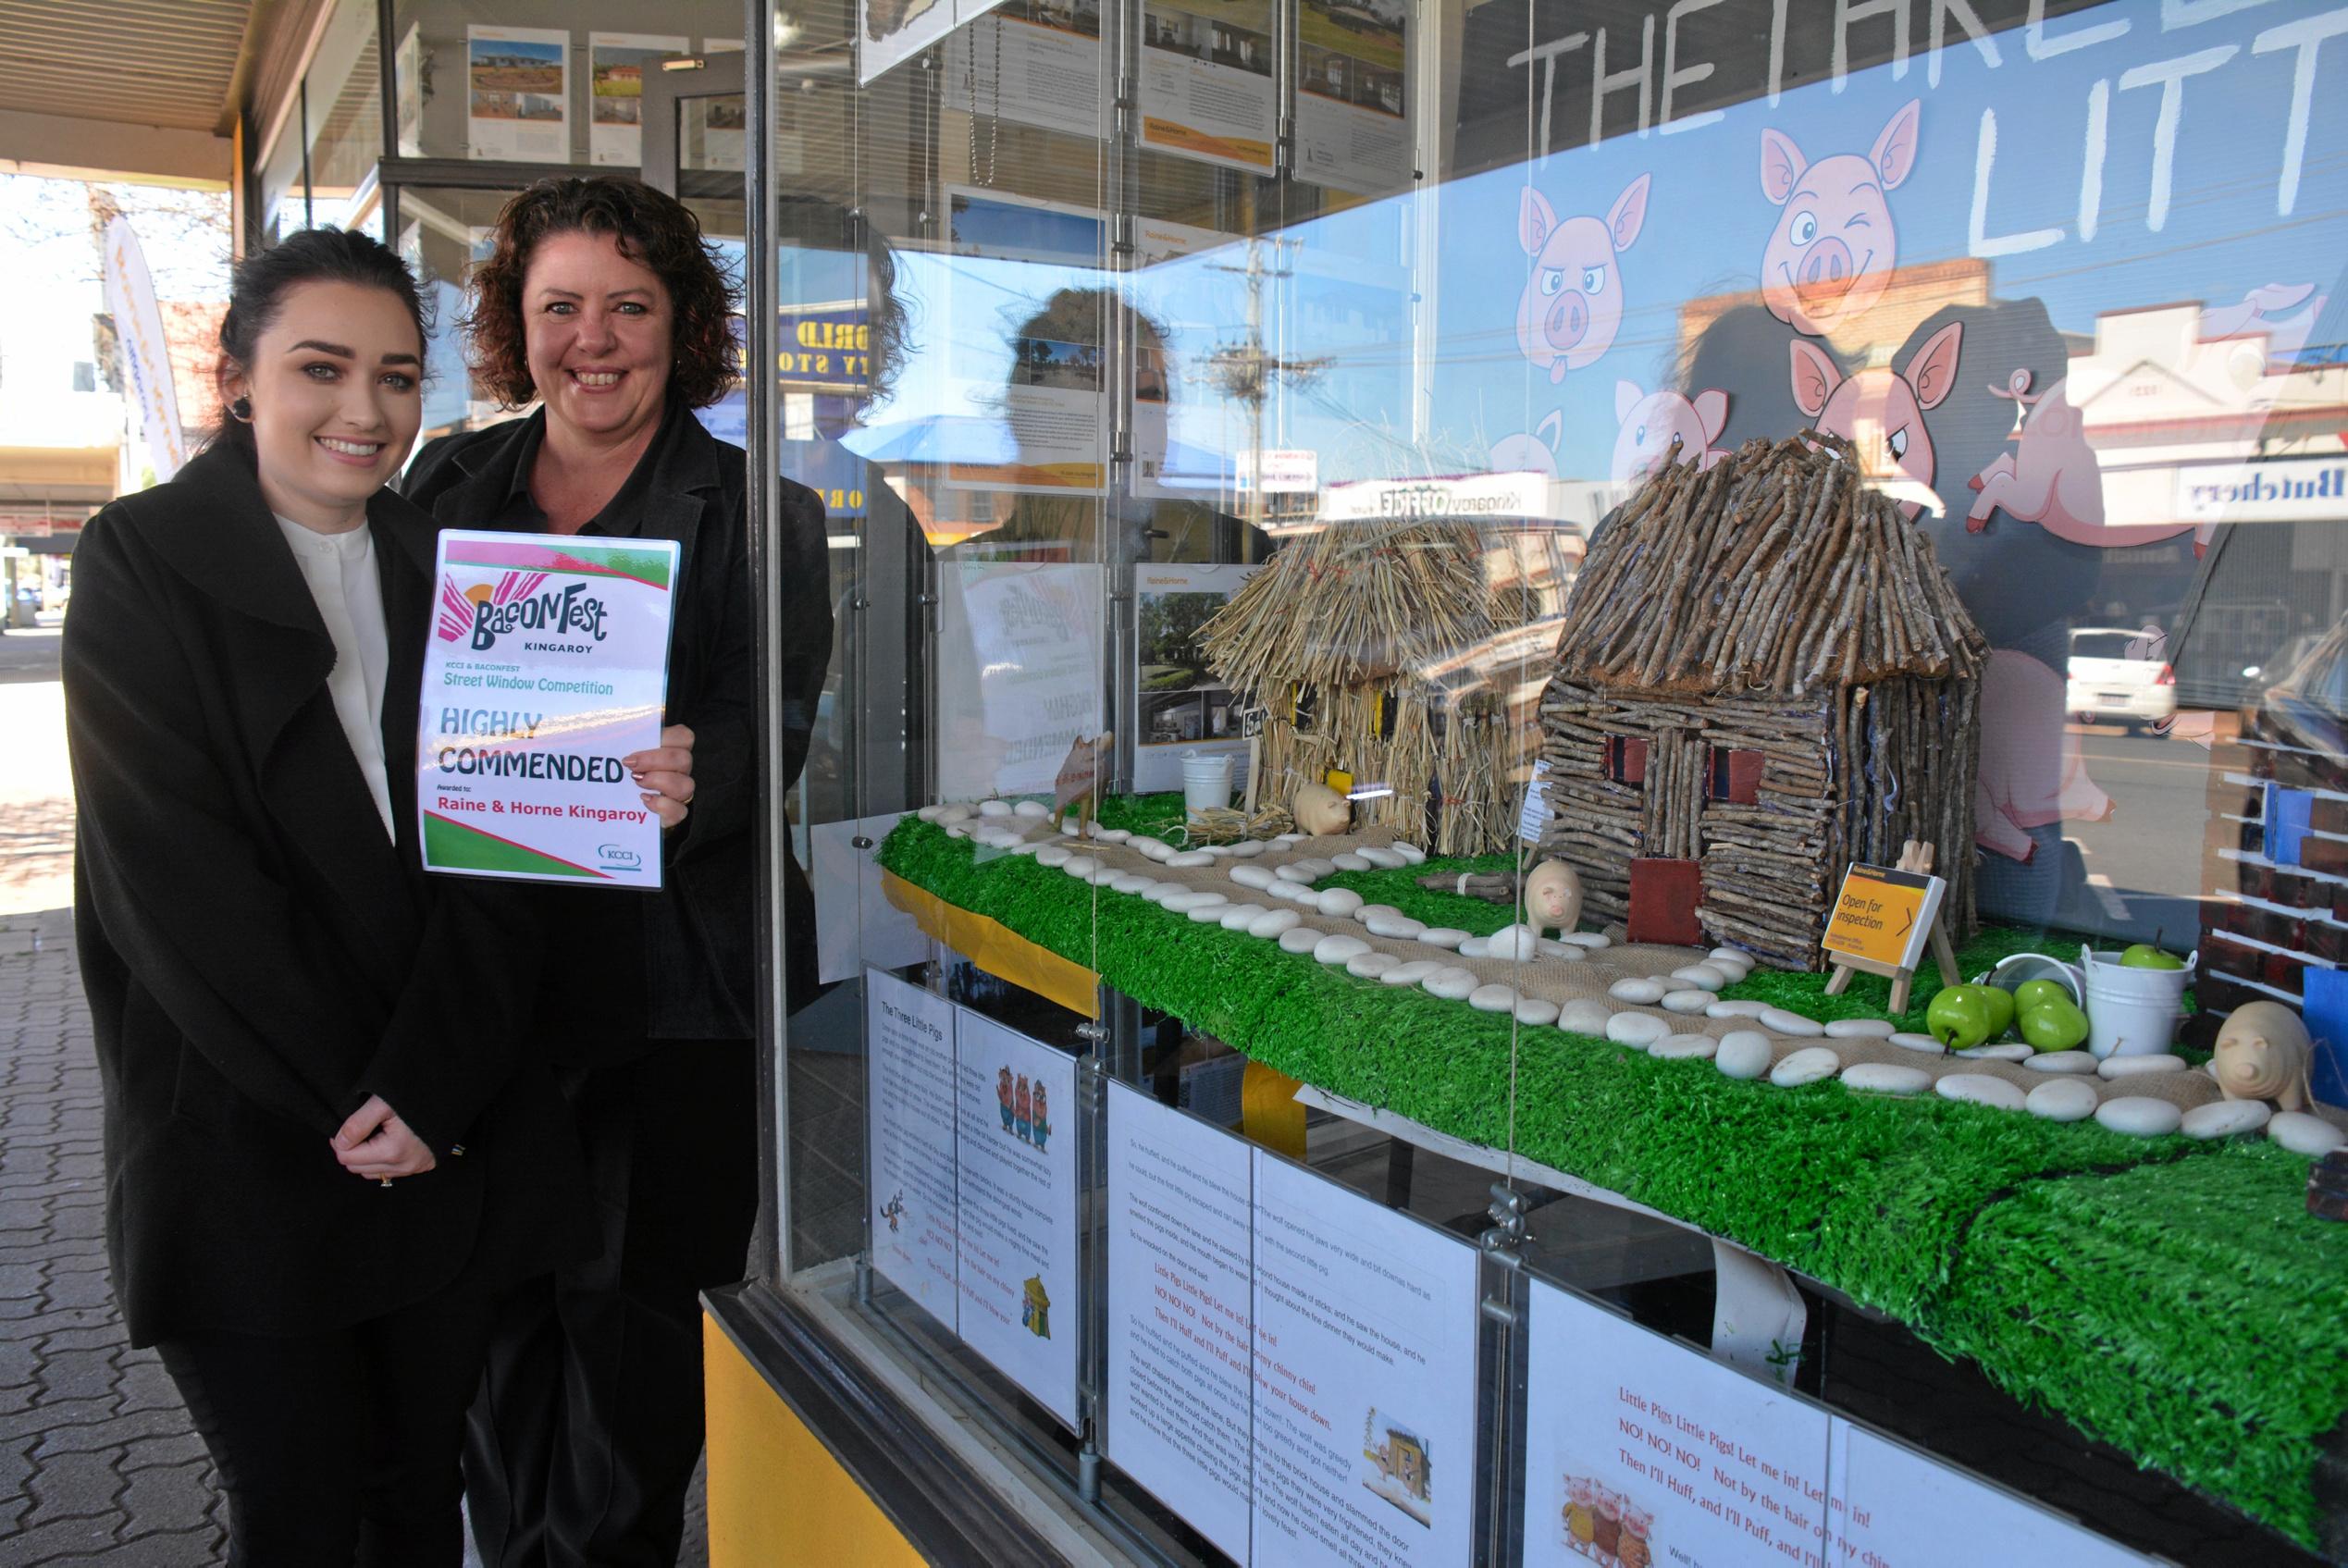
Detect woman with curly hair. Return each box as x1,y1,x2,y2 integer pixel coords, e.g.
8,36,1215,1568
402,176,832,1568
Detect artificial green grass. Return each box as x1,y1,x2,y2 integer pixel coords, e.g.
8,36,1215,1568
880,812,2348,1545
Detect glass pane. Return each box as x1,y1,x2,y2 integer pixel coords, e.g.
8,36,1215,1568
304,0,382,231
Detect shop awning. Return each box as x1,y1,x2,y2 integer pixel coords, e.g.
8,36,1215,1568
0,0,271,187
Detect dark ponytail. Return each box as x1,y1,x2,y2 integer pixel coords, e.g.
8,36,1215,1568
210,228,431,458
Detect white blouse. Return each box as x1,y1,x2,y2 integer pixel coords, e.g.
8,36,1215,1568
273,514,394,840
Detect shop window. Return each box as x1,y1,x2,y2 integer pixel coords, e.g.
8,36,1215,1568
1708,747,1763,805
1603,735,1648,785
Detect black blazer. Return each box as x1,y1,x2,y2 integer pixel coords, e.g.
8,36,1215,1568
402,405,832,1040
66,444,591,1348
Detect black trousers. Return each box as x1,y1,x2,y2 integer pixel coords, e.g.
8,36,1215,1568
463,1041,760,1568
157,1288,497,1567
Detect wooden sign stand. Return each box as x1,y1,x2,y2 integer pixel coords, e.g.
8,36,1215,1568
1822,839,1961,1014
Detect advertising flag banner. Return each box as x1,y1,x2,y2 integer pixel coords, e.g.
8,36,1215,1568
417,529,678,888
100,217,188,481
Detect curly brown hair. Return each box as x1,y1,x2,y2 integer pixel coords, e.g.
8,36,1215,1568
464,176,740,412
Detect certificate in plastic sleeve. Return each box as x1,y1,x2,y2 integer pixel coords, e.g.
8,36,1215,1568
417,529,678,890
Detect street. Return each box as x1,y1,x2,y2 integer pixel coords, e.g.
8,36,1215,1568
2057,720,2222,946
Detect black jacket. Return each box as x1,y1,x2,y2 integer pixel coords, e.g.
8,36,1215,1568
66,444,592,1348
402,405,831,1040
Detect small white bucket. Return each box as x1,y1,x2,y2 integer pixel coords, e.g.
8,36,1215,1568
2078,944,2197,1059
1975,952,2084,1006
1181,750,1234,816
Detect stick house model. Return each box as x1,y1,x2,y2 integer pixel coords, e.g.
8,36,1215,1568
1536,434,1987,969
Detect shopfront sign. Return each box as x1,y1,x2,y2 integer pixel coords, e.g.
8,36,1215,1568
2175,457,2348,525
417,530,677,888
1320,471,1563,523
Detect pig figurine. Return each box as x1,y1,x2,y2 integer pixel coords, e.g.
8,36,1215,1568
2209,1001,2315,1114
1972,648,2113,862
1514,176,1651,385
1789,321,1963,518
1760,100,1922,340
1612,382,1729,486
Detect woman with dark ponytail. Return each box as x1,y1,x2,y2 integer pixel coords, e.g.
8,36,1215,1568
63,228,604,1564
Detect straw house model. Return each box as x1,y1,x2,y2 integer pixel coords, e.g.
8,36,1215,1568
1199,519,1560,856
1535,436,1987,969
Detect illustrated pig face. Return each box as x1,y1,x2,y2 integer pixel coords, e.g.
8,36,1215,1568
1613,381,1729,486
1515,176,1651,384
1790,321,1962,518
1760,100,1921,339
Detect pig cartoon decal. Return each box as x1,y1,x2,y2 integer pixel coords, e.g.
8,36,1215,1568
1760,100,1922,340
1612,382,1729,486
1966,368,2109,541
1489,410,1563,478
1514,176,1651,385
1974,648,2114,863
1789,321,1962,517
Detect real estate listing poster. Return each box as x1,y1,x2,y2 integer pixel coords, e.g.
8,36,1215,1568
865,970,960,1327
944,0,1106,142
859,0,959,86
934,562,1105,801
953,1013,1081,1428
1137,0,1276,174
588,32,688,167
467,26,571,163
1132,562,1256,795
1106,1083,1254,1563
1250,1154,1478,1565
1292,0,1408,195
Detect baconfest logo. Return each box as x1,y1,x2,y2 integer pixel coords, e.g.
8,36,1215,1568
437,569,612,651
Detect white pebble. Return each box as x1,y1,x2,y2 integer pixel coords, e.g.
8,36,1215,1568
1887,1031,1945,1054
1670,964,1728,992
1316,888,1366,919
1277,926,1328,955
1247,908,1300,938
1230,864,1278,890
1485,925,1543,962
1257,880,1311,906
1365,912,1427,941
1390,843,1427,864
1331,853,1372,872
1133,837,1175,862
1218,904,1267,930
2025,1079,2099,1122
1014,799,1049,819
1558,1000,1613,1035
1843,1062,1932,1095
1035,846,1073,868
2022,1051,2097,1075
944,824,971,839
1760,1008,1825,1038
2098,1054,2185,1080
1060,855,1100,879
1228,839,1267,858
1661,990,1714,1014
1057,823,1081,836
972,828,1015,848
1315,934,1371,965
1355,846,1404,869
1824,1019,1896,1040
1455,937,1490,959
936,805,972,824
1771,1046,1842,1087
1097,827,1132,843
1379,959,1440,987
1353,903,1402,925
1145,884,1188,907
2181,1100,2271,1141
978,798,1012,818
1348,952,1401,980
1652,1033,1719,1061
1561,932,1612,950
1936,1074,2026,1112
1709,946,1750,968
1468,983,1521,1013
1197,843,1229,858
2269,1111,2347,1156
1707,998,1769,1019
1514,997,1562,1027
1607,1013,1669,1047
1609,978,1665,1005
1188,902,1234,923
1000,839,1041,857
1286,858,1339,881
917,804,947,821
1716,1031,1773,1080
1423,968,1478,1001
1164,851,1214,868
1161,889,1223,913
1107,873,1156,895
1416,928,1469,950
2095,1096,2183,1138
1954,1043,2032,1063
1271,832,1306,845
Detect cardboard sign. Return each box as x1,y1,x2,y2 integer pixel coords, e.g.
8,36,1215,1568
1822,864,1944,972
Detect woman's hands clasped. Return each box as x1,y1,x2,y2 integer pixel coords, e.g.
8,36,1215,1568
332,1095,438,1182
625,722,696,831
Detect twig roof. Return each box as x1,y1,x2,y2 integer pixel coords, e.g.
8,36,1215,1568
1552,434,1987,697
1201,520,1539,695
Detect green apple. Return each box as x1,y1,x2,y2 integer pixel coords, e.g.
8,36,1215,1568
2012,978,2071,1015
1927,987,1994,1051
1977,985,2017,1040
2018,998,2091,1052
2119,944,2185,971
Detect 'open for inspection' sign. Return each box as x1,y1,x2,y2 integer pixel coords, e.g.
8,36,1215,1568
1821,864,1944,973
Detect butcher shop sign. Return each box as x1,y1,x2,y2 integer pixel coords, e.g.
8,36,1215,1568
2175,458,2348,525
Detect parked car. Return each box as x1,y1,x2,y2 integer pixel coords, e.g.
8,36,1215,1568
2066,626,2177,732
